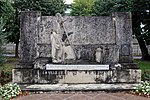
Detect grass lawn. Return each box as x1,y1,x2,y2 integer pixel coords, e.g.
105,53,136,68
134,59,150,71
0,57,19,71
0,57,19,85
134,59,150,82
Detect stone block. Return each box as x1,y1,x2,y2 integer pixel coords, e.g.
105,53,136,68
13,64,141,84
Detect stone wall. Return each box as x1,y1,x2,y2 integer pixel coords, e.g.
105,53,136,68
19,11,133,64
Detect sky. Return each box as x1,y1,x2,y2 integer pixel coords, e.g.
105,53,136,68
64,0,73,4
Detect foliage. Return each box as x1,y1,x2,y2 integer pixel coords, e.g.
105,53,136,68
0,0,19,57
134,59,150,70
142,70,150,82
71,0,95,16
132,81,150,97
130,0,150,45
0,17,6,65
15,0,66,16
134,59,150,82
92,0,130,16
0,0,14,18
0,83,21,100
130,0,150,60
0,66,12,86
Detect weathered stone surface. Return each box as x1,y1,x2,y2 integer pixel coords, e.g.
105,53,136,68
72,17,116,45
12,69,33,83
13,64,141,84
19,12,133,64
22,84,138,91
73,44,119,64
33,58,51,69
113,12,133,63
37,43,51,58
20,11,41,64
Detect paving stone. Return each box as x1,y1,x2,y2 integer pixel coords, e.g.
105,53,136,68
12,92,150,100
92,93,125,100
63,94,92,100
125,94,150,100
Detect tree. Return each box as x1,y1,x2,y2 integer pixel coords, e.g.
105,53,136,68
92,0,130,16
14,0,66,16
0,18,6,66
71,0,95,16
130,0,150,60
93,0,150,60
0,0,19,57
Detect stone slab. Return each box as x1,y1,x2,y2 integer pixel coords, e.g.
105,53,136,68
13,67,141,83
46,64,109,70
20,84,138,91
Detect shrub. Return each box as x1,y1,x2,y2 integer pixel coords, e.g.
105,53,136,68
142,70,150,82
0,83,21,100
132,81,150,97
0,66,12,85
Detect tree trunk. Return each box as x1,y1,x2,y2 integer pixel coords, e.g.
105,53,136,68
136,34,150,60
15,7,20,58
132,12,150,61
134,23,150,60
15,39,19,58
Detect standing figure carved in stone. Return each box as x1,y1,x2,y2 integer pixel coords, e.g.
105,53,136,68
51,29,64,63
51,13,65,63
51,13,75,63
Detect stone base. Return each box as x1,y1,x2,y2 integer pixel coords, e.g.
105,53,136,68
12,63,141,84
20,83,138,91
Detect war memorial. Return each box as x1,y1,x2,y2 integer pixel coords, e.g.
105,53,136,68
12,11,141,90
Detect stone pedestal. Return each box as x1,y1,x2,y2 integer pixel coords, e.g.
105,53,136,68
13,64,141,84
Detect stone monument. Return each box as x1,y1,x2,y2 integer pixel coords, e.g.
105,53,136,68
13,11,141,86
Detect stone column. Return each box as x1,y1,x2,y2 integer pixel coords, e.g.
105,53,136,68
13,11,41,83
113,12,133,63
20,11,41,65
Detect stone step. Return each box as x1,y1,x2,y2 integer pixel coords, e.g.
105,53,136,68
20,83,138,92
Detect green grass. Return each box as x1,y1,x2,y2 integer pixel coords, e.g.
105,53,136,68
0,57,18,70
0,57,19,85
134,59,150,81
134,59,150,71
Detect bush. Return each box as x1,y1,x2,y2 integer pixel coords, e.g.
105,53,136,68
132,81,150,97
0,66,12,86
0,83,21,100
142,70,150,82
